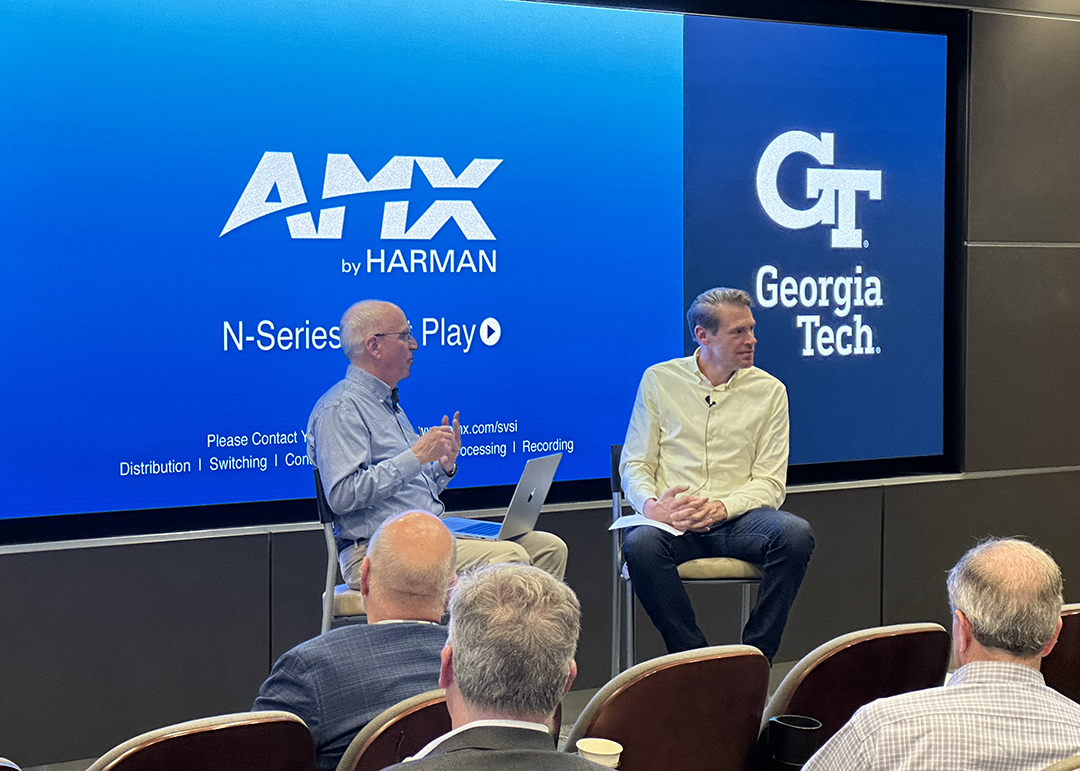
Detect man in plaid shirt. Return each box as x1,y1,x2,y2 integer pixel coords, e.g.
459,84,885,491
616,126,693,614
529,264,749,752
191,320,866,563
804,538,1080,771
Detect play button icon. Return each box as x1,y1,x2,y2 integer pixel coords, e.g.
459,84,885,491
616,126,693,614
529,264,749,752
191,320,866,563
480,317,501,346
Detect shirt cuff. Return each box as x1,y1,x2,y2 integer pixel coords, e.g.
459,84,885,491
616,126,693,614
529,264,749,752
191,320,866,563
396,447,424,477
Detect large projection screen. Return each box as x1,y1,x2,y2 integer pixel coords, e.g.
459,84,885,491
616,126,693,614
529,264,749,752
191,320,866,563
0,0,963,541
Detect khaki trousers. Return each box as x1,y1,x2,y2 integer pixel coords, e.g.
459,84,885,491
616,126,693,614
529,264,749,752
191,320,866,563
339,529,568,588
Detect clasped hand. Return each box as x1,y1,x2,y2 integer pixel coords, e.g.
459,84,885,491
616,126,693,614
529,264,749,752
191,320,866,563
644,485,728,533
412,411,461,473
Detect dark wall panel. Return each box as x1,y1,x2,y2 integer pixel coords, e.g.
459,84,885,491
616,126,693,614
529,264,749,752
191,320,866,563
0,536,270,766
968,12,1080,243
883,472,1080,630
965,246,1080,471
269,529,327,666
776,488,884,660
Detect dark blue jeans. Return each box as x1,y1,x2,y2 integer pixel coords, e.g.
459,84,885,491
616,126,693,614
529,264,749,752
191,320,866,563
623,508,814,661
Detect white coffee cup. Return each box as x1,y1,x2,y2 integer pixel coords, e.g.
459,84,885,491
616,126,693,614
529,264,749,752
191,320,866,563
576,737,623,767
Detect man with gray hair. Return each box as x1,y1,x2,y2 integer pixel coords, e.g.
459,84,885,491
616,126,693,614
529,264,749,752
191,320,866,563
620,287,813,660
804,537,1080,771
308,299,567,588
385,564,605,770
254,511,455,771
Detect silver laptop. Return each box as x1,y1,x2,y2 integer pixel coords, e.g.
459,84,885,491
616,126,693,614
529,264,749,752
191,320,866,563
441,453,562,540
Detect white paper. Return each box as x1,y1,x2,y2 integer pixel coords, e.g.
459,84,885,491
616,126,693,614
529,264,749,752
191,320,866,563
608,514,683,536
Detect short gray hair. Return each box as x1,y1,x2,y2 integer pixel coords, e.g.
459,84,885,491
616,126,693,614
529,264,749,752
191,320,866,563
686,287,752,336
340,300,393,362
366,511,456,619
448,564,581,719
947,538,1063,658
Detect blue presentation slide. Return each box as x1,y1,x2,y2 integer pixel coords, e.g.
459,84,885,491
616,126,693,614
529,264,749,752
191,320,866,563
0,0,947,520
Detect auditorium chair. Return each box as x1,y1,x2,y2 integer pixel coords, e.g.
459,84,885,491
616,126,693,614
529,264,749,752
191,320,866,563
760,622,950,747
1040,602,1080,704
335,689,563,771
335,690,451,771
566,645,769,771
610,444,762,675
85,711,315,771
1040,753,1080,771
315,469,367,633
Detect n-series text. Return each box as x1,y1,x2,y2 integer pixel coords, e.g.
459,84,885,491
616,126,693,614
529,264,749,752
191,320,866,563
224,320,340,352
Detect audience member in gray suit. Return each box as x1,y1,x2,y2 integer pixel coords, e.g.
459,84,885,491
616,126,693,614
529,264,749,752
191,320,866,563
384,564,607,771
253,510,456,771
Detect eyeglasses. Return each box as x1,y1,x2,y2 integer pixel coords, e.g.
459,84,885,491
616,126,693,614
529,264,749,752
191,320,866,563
372,326,414,343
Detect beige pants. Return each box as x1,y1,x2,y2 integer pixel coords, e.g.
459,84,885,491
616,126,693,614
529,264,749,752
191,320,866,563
339,529,568,588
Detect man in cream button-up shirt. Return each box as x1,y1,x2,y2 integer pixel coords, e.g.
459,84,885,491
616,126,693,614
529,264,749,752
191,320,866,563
620,287,814,661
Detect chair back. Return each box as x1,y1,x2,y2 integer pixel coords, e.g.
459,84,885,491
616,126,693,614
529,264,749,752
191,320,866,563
336,690,451,771
1041,603,1080,704
762,623,950,744
567,645,769,771
1040,753,1080,771
316,469,366,632
611,444,624,498
85,711,315,771
314,468,335,526
316,468,341,633
611,444,630,677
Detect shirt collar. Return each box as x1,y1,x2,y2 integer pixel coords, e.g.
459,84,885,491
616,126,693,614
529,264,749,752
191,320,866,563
409,719,550,760
373,619,442,626
947,660,1046,688
692,350,742,390
346,364,398,410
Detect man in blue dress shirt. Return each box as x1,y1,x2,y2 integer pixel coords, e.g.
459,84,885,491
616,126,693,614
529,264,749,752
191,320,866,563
308,300,566,589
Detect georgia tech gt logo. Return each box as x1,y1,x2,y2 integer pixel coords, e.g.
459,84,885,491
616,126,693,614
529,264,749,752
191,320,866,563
220,152,502,240
756,131,882,249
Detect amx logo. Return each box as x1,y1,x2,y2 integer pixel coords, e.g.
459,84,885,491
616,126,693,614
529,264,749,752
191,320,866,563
756,131,882,249
220,152,502,240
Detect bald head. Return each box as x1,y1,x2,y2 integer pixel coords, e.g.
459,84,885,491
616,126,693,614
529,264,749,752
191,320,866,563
340,300,399,363
362,511,457,622
339,300,416,388
947,538,1063,660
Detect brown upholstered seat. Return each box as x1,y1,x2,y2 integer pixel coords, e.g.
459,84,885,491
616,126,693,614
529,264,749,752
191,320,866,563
335,690,451,771
1040,752,1080,771
1040,602,1080,704
335,688,562,771
566,645,770,771
761,623,951,745
85,711,315,771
